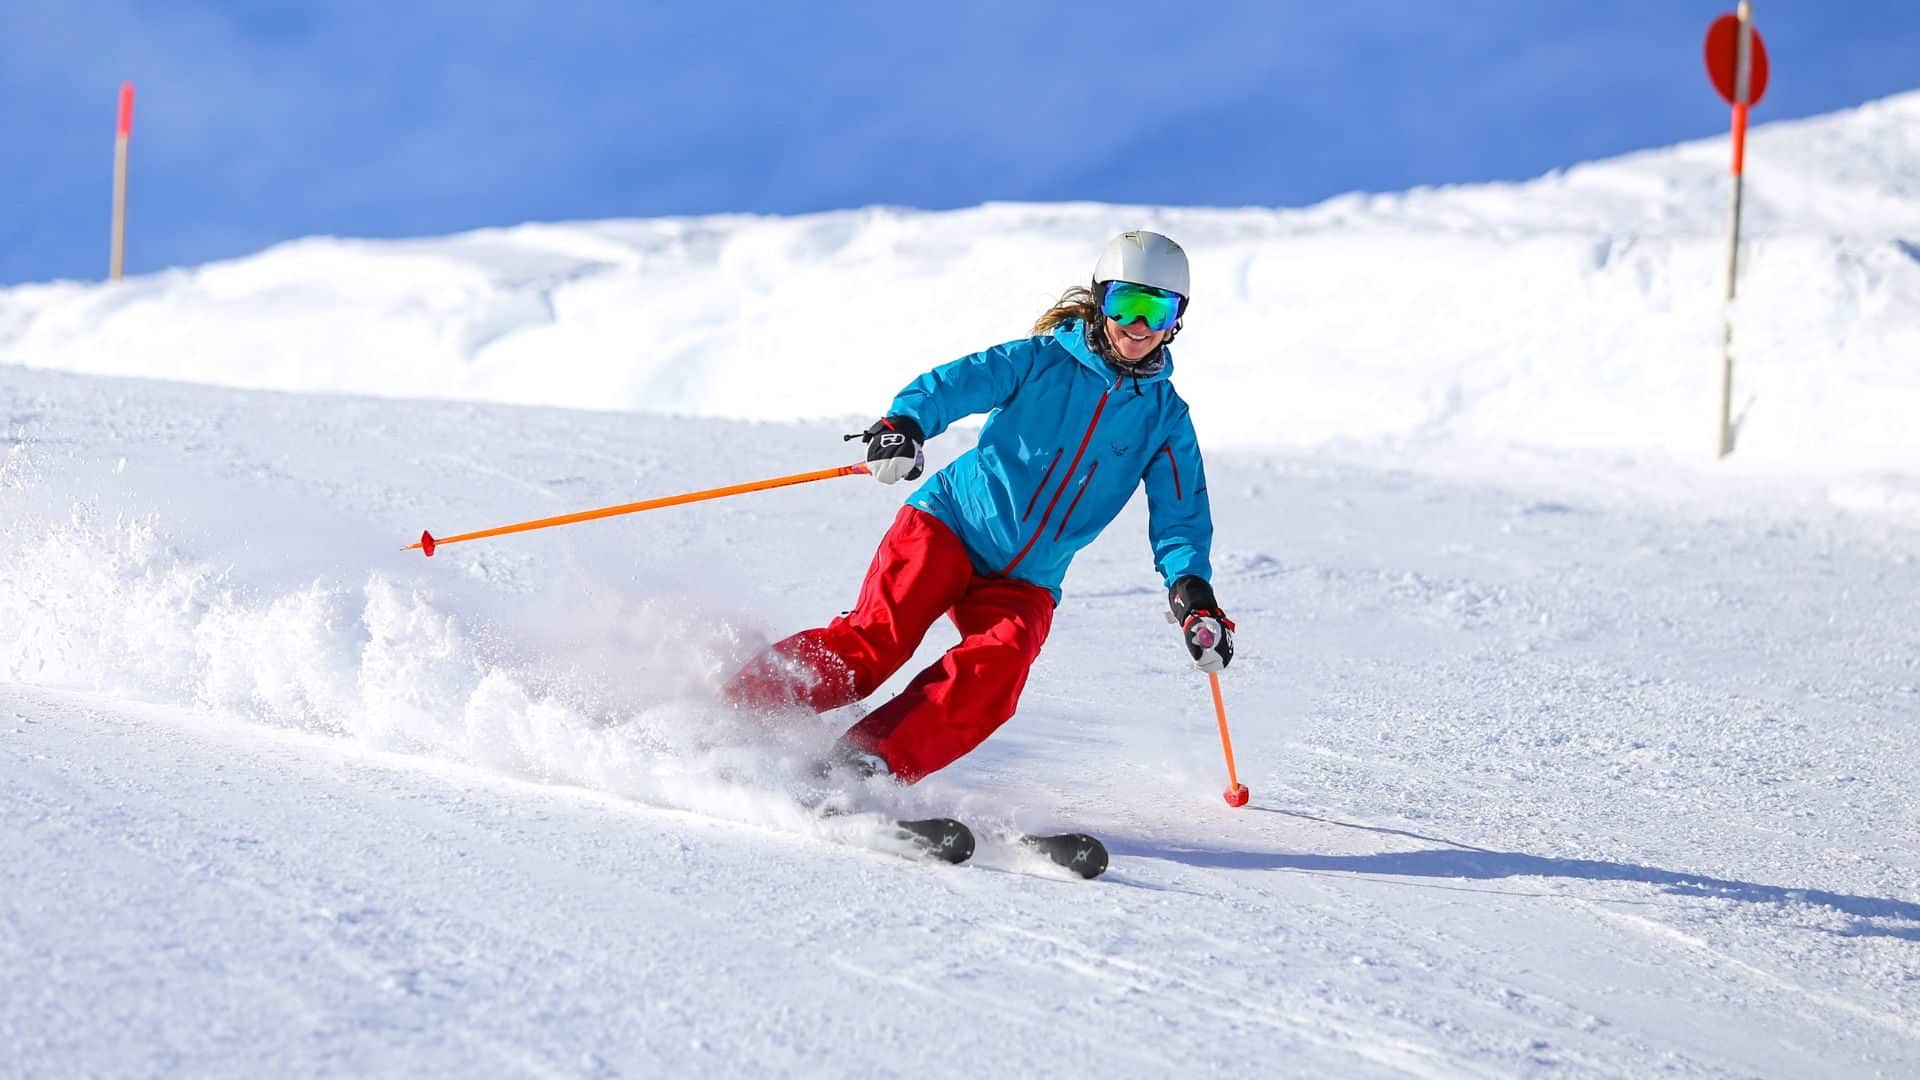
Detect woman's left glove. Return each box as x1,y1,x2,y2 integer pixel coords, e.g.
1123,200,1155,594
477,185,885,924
857,416,925,484
1168,575,1235,672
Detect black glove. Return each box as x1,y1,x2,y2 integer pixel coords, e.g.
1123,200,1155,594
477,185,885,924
1168,575,1234,672
854,415,925,484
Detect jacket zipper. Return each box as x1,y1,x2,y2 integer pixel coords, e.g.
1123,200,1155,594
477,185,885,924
1161,445,1182,499
1053,460,1099,541
999,378,1118,576
1022,449,1062,521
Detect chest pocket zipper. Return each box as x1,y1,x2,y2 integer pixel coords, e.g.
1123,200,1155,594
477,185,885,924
1053,461,1100,541
1022,449,1062,521
998,379,1119,576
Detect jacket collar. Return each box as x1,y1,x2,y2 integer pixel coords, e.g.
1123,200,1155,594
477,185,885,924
1053,319,1176,385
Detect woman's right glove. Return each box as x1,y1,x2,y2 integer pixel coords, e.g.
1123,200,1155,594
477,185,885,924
1168,575,1235,672
855,416,925,484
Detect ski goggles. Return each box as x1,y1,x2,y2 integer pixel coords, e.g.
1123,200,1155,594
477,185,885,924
1099,282,1183,332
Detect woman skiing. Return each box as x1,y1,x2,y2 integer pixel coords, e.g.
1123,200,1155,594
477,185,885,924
724,230,1234,783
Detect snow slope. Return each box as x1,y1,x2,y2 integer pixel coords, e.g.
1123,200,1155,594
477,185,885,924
4,91,1919,473
3,94,1919,1076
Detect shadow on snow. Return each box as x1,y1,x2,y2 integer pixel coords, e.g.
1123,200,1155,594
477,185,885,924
1115,809,1920,942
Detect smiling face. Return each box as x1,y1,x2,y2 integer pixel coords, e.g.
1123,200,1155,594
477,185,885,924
1103,316,1168,364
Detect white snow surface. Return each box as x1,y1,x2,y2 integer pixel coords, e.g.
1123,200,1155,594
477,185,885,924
6,91,1920,475
3,95,1919,1077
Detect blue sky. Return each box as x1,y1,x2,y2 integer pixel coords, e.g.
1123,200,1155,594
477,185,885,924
3,1,1916,285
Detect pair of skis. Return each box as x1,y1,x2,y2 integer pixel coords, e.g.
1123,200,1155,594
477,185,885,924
890,817,1108,879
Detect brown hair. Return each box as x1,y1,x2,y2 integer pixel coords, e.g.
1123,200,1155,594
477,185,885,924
1032,286,1098,336
1031,286,1119,361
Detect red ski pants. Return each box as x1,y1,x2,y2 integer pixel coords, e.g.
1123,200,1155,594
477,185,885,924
722,506,1054,782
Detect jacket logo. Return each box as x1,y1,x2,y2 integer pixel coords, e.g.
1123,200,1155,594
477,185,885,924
1108,441,1131,456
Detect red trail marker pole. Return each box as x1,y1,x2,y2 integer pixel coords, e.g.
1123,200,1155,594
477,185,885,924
1704,5,1770,458
110,83,135,281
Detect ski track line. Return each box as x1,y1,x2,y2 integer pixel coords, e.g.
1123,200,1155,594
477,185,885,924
15,747,592,1078
254,853,644,1080
984,921,1500,1080
1287,845,1920,1075
818,955,1176,1074
4,777,362,1072
427,449,563,501
1584,902,1920,1043
3,700,748,1075
1155,855,1752,1078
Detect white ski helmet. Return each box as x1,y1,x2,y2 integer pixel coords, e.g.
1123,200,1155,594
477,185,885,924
1093,230,1190,299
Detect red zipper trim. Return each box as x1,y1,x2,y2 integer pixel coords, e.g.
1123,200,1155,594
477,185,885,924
999,380,1116,576
1053,460,1099,541
1022,449,1062,521
1161,445,1182,500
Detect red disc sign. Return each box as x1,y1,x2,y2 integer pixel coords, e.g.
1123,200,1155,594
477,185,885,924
1705,14,1770,106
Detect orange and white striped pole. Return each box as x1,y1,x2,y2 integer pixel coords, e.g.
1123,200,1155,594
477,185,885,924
109,82,135,281
406,462,870,556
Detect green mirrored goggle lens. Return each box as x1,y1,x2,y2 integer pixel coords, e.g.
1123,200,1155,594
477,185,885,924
1100,283,1182,331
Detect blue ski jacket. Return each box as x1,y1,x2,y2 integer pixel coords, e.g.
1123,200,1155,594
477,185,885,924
887,318,1214,603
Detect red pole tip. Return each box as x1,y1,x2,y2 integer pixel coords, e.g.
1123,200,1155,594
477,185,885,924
420,530,436,557
1224,785,1250,808
117,83,135,136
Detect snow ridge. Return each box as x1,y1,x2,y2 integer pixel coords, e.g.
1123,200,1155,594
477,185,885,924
3,92,1918,472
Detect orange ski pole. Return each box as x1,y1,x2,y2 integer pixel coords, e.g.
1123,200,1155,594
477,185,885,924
1209,671,1250,807
405,462,870,556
